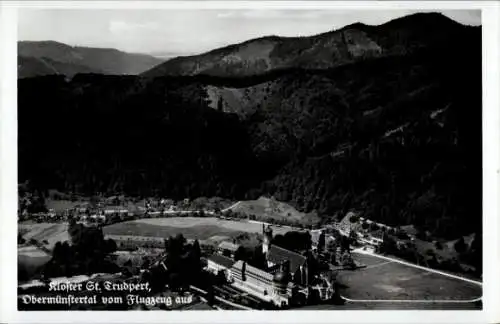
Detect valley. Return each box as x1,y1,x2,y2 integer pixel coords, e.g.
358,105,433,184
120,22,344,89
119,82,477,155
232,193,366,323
16,11,483,311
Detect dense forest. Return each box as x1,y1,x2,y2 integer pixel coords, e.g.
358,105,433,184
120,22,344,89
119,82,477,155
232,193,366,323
19,74,263,199
18,14,482,241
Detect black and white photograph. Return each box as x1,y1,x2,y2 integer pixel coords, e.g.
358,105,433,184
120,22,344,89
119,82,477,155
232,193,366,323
1,1,499,322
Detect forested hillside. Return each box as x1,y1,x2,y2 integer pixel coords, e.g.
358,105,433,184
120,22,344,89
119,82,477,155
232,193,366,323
210,47,481,238
144,12,471,78
18,13,482,240
19,74,263,199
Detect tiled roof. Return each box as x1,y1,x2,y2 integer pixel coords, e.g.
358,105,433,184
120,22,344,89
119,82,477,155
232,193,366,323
267,245,306,273
231,260,274,281
218,241,240,252
207,254,235,268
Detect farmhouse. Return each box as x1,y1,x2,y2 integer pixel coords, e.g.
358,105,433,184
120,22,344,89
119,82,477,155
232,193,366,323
104,208,129,215
217,241,241,258
357,231,384,248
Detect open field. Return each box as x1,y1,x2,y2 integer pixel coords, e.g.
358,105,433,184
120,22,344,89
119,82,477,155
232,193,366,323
104,217,293,241
232,197,320,225
18,223,67,281
19,223,69,249
104,222,245,241
336,253,482,302
18,217,295,252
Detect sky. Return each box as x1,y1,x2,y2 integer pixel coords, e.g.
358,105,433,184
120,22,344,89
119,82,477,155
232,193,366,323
18,9,481,56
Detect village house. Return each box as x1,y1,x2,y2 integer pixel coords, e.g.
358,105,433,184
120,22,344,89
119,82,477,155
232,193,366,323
217,241,241,259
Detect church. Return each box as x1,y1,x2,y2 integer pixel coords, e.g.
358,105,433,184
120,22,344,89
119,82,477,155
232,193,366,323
261,225,309,287
209,224,311,307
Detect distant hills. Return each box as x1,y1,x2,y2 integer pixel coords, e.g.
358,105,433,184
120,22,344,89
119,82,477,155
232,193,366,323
18,12,482,242
149,51,197,60
143,12,475,78
18,41,164,78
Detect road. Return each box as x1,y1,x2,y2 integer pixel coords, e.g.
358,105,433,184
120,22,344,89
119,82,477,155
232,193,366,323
146,201,241,216
221,201,242,213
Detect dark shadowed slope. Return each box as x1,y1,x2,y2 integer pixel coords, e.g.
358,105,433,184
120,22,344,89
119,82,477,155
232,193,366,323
18,56,99,78
142,12,471,78
18,12,481,246
18,41,164,78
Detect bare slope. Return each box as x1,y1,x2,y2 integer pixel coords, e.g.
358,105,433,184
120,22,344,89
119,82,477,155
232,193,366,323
231,196,320,225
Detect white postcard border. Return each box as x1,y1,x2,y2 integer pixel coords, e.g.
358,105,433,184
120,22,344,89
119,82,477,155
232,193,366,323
1,1,498,323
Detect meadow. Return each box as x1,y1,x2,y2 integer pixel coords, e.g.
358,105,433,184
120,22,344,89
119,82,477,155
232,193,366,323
104,217,292,242
336,253,482,301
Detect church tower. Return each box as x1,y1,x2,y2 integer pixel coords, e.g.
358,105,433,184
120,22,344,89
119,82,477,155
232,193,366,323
262,224,273,255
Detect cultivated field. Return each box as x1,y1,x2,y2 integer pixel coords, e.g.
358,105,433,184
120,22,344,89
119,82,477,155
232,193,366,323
18,223,69,281
19,223,69,249
104,217,292,241
336,253,482,302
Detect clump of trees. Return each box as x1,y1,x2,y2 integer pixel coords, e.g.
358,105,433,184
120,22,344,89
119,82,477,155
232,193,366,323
378,232,481,277
18,233,26,245
317,231,326,252
454,237,467,254
42,221,119,278
141,234,203,293
18,182,48,215
272,231,312,253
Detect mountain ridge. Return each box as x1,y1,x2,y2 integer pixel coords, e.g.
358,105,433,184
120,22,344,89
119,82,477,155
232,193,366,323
18,41,164,78
142,12,476,78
